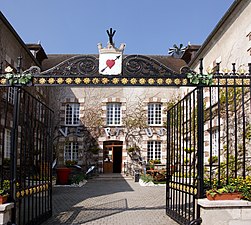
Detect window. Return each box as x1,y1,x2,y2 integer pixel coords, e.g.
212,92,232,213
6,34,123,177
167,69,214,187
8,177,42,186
106,103,121,125
4,129,11,158
211,87,218,105
65,103,80,125
36,96,44,121
211,129,219,156
147,141,161,161
148,103,162,125
7,87,15,104
64,142,79,161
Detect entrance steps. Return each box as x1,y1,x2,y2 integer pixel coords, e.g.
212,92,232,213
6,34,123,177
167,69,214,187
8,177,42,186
92,173,133,181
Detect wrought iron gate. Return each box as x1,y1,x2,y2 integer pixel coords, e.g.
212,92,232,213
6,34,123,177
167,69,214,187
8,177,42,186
0,87,53,225
166,69,251,224
166,88,201,224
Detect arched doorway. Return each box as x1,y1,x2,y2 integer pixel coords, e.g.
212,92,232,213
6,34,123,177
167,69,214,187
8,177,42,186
103,141,123,173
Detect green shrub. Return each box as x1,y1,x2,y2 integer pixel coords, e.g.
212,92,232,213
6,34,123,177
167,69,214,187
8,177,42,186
70,173,87,184
65,160,77,166
140,174,154,183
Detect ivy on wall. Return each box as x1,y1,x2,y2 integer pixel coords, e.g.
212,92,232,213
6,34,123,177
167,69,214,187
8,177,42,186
187,73,213,85
5,73,32,85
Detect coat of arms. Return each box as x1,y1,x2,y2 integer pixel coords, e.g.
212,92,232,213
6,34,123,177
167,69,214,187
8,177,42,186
98,28,125,75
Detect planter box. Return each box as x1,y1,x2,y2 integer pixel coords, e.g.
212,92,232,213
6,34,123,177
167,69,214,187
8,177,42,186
206,192,242,201
0,196,7,205
56,167,71,185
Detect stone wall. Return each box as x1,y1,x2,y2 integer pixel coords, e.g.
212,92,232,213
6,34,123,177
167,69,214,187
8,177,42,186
198,199,251,225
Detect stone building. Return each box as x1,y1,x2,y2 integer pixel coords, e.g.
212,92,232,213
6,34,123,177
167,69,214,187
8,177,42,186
0,11,48,167
184,0,251,171
42,36,186,173
0,10,187,174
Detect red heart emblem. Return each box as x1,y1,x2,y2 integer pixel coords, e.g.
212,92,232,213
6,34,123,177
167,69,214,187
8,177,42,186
106,59,115,69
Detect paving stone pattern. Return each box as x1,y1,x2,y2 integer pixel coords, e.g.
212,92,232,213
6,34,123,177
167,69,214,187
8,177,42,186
42,175,178,225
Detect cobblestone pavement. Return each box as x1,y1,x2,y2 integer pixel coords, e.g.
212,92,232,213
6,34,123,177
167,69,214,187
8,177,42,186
42,174,178,225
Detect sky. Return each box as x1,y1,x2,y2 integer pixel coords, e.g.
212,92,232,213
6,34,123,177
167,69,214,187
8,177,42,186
1,0,234,55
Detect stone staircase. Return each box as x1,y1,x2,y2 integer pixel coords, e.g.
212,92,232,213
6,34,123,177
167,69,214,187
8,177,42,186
92,173,133,180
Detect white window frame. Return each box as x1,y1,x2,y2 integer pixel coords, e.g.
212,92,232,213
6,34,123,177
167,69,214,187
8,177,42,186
4,129,11,159
65,103,80,126
147,141,161,161
148,103,162,125
211,87,218,105
211,129,219,156
7,87,15,104
106,103,121,126
64,142,79,161
36,96,44,122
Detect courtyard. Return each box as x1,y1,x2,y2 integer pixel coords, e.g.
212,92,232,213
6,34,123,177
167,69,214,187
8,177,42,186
42,174,178,225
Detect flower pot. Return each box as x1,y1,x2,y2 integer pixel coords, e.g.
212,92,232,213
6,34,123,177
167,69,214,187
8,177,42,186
206,192,242,201
0,195,8,204
56,167,71,185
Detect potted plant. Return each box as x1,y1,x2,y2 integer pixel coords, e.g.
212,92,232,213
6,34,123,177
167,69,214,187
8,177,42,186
65,160,77,167
206,185,242,200
153,159,161,164
0,189,8,204
206,176,251,201
148,160,155,170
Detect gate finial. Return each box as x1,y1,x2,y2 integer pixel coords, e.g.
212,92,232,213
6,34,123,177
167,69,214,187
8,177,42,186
106,28,116,46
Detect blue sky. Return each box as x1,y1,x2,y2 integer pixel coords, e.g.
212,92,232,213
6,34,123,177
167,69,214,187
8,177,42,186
1,0,234,55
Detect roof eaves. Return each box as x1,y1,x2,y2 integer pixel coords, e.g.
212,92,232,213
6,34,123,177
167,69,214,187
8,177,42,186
188,0,242,67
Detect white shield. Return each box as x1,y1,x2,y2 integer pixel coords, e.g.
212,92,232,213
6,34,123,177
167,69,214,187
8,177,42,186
99,53,122,75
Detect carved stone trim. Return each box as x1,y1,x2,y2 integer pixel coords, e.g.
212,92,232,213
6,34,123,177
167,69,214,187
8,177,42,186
41,55,99,75
122,55,176,76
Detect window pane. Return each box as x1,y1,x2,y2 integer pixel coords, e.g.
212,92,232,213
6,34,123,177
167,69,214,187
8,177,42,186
4,129,11,158
147,141,161,161
8,87,15,104
65,103,80,125
64,142,79,161
212,129,219,156
64,143,72,161
107,103,121,125
211,87,218,105
148,103,162,125
72,143,79,161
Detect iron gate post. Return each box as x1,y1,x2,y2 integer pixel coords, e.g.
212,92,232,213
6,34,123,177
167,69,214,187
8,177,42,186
197,87,204,198
10,57,22,224
166,111,171,211
10,86,20,224
197,59,204,199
